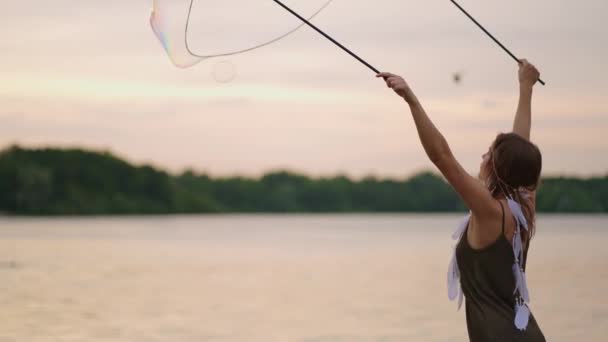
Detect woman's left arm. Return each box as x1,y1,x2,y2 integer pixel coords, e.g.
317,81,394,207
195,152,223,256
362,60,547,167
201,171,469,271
378,72,497,217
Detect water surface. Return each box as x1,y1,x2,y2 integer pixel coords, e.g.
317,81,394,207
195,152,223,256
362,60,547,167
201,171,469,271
1,214,607,341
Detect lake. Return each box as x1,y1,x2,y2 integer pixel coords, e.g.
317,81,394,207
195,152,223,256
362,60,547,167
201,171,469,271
1,214,607,341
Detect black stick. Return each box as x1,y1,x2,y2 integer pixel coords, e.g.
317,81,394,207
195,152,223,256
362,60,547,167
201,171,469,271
449,0,545,85
272,0,380,74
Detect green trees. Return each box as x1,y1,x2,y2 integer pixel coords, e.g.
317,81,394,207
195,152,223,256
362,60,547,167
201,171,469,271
536,177,608,213
0,146,175,215
0,146,605,215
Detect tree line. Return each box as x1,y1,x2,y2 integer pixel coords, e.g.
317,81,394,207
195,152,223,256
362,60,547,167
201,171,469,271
0,146,606,215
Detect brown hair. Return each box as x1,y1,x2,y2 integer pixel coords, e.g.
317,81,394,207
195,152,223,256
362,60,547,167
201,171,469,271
484,133,542,245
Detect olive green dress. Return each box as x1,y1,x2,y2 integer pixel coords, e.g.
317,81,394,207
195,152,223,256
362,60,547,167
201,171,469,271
455,201,546,341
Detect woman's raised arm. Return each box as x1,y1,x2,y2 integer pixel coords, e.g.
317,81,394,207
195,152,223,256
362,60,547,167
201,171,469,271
513,60,541,141
377,72,497,218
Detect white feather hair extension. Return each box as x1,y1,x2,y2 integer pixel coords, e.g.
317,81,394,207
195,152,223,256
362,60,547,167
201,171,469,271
512,263,523,294
448,213,469,307
448,251,460,301
505,196,532,330
512,263,530,302
520,270,530,303
452,213,470,240
513,229,523,262
514,301,531,331
507,197,529,231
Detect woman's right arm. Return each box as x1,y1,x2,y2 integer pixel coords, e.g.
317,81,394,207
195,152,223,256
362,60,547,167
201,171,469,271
512,60,541,208
512,60,540,141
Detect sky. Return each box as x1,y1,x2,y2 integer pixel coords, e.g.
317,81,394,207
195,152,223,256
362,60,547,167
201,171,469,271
1,0,607,178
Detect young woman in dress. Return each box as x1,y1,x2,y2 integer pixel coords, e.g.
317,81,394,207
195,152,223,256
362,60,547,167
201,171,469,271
378,60,546,341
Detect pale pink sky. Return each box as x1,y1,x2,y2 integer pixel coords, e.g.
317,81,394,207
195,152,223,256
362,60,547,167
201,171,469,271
1,0,607,178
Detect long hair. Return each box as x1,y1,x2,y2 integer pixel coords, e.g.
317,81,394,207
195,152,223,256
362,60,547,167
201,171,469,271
484,133,542,246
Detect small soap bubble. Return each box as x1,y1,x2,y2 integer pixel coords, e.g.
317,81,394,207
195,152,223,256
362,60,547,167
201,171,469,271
212,60,237,83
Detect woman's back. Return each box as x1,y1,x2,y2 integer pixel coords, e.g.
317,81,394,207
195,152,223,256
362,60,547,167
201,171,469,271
455,201,545,341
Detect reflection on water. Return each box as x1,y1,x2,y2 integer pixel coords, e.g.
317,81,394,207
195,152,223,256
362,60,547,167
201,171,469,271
1,214,607,341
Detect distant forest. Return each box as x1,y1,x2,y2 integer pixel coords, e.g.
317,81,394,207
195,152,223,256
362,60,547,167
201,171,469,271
0,146,606,215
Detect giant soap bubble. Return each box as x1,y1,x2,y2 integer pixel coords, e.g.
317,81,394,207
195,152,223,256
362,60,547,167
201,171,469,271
150,0,334,68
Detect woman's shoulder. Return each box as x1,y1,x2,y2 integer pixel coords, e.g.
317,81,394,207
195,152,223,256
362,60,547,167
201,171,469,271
468,200,507,249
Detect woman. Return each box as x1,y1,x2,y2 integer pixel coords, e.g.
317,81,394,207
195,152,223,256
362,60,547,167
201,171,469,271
378,60,546,341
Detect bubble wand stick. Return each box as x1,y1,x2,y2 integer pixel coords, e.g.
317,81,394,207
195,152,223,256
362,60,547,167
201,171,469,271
272,0,380,74
449,0,545,85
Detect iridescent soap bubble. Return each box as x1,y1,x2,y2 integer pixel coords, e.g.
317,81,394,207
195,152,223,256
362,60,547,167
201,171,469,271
150,0,334,68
